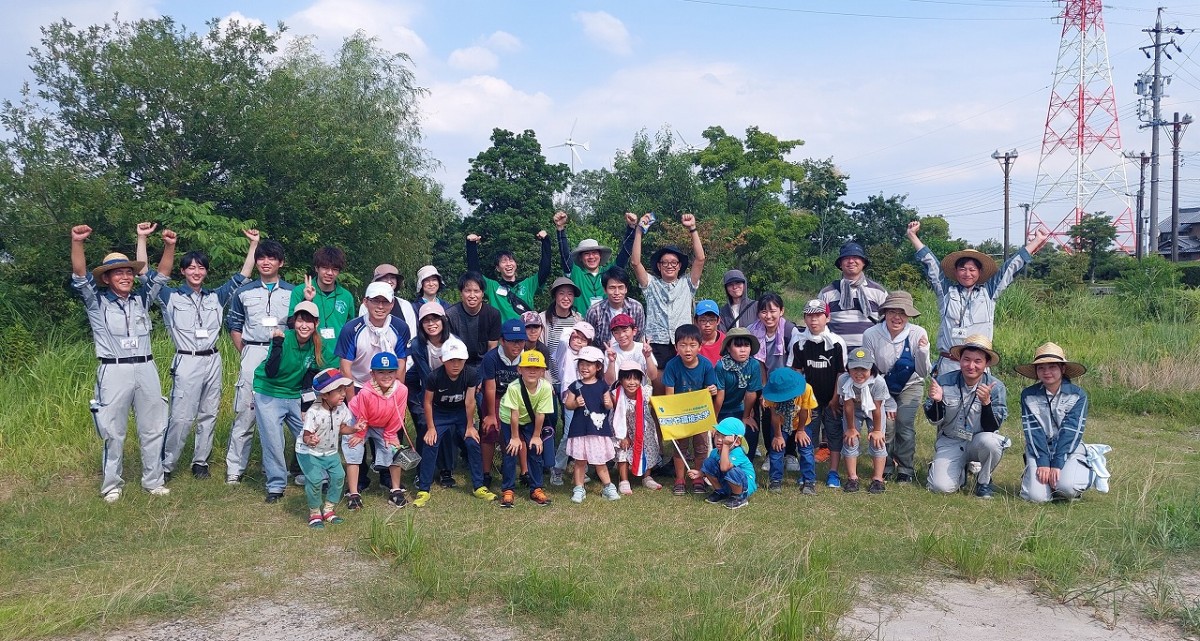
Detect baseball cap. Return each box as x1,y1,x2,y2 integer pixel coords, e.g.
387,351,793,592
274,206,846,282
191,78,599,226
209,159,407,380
847,347,876,370
577,346,605,364
695,299,719,317
442,337,469,361
364,281,394,302
518,350,547,368
802,299,828,316
572,321,596,341
293,301,320,319
418,301,445,320
610,313,636,330
521,311,544,327
501,318,526,341
372,264,400,281
715,416,746,437
371,352,400,371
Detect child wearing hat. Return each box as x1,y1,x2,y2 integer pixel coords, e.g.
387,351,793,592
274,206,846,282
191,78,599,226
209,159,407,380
839,347,894,494
498,350,556,507
695,299,725,366
415,337,484,507
563,346,620,503
406,302,461,489
603,313,658,384
299,368,358,527
1016,343,1094,503
688,417,757,510
906,220,1050,374
346,351,416,510
610,359,663,493
924,334,1010,499
762,368,819,494
554,210,637,314
630,213,707,383
861,291,931,484
714,327,763,430
71,222,176,502
791,299,847,487
550,321,596,483
481,318,534,487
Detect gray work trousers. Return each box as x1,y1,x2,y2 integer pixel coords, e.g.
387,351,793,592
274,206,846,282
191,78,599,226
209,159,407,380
225,344,268,477
884,382,922,477
927,431,1006,493
91,361,167,496
1020,445,1092,503
163,352,223,473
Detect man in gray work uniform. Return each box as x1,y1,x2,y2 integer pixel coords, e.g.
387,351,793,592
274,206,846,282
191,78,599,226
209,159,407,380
224,238,294,484
70,221,176,503
157,229,260,480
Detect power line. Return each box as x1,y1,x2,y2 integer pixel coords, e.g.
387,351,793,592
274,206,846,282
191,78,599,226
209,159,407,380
678,0,1052,21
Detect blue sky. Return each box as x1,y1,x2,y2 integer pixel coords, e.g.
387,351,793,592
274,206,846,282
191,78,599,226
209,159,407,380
2,0,1198,245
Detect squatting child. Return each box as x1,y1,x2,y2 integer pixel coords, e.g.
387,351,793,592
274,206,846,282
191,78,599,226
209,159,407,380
688,416,757,510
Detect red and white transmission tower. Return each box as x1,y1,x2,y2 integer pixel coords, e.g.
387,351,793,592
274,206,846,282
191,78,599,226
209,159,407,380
1030,0,1134,251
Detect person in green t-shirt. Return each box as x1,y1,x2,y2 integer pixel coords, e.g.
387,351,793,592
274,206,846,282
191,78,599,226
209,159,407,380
553,210,637,315
289,245,355,366
465,225,553,322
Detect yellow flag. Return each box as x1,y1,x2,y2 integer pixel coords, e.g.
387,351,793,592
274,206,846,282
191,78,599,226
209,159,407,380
652,390,717,441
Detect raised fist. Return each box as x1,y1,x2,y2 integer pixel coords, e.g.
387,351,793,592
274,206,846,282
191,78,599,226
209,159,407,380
71,225,93,242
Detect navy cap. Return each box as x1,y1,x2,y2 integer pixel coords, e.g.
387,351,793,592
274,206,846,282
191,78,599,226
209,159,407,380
371,351,400,371
501,318,527,341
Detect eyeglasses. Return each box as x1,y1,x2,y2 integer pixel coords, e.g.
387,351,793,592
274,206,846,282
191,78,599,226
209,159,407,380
658,260,680,267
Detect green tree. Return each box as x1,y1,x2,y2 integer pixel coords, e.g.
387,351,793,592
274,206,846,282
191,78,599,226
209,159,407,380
693,125,805,226
459,128,570,275
788,157,852,254
850,193,919,249
1068,213,1118,283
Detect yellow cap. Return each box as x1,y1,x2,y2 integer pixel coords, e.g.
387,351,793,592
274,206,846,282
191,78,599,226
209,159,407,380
518,350,547,368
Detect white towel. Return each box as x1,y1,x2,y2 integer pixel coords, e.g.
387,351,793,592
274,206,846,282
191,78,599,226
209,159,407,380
1084,443,1112,493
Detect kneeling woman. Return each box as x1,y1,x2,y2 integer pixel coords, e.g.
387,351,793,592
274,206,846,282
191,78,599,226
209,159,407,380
1016,343,1091,503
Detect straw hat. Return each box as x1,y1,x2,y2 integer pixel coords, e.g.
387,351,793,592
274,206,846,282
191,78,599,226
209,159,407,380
948,334,999,366
940,249,998,283
878,290,920,317
91,252,145,280
1014,342,1087,380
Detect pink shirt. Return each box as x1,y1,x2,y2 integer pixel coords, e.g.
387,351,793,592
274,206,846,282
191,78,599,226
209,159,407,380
348,382,409,442
699,331,725,366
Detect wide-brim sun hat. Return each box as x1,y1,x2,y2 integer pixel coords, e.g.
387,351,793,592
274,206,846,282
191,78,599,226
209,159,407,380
949,334,1000,366
762,367,807,403
616,358,646,376
571,239,612,267
941,249,999,283
414,265,444,295
91,252,146,280
313,368,354,393
1014,342,1087,380
649,246,689,277
372,263,400,282
549,276,581,298
577,346,605,364
720,327,760,357
879,290,920,317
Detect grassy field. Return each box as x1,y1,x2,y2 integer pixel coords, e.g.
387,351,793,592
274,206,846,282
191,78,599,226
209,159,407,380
2,282,1200,640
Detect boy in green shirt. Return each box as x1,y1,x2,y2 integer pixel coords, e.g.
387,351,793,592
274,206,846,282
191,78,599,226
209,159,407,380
465,226,553,322
289,245,355,366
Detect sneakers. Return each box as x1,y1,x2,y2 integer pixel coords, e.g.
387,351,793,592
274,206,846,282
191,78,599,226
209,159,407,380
412,491,431,507
692,481,706,494
672,483,687,496
529,488,551,506
148,486,170,497
826,470,841,488
499,489,515,508
191,463,210,479
784,455,800,472
705,491,731,504
322,509,344,524
519,472,533,488
473,486,497,501
642,476,662,490
225,474,242,485
550,468,565,486
724,495,749,510
868,479,886,494
801,481,817,496
760,459,770,472
843,478,860,493
439,470,457,488
265,492,283,503
308,514,324,529
618,480,633,495
571,486,586,504
814,443,830,463
601,483,621,501
388,489,407,508
347,493,363,510
896,472,914,484
975,482,995,499
293,474,307,486
103,489,122,504
768,480,783,493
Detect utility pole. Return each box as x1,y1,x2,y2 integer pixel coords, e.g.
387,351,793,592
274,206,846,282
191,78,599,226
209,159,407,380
1019,203,1031,244
1139,8,1184,257
1124,151,1151,259
1169,112,1193,262
992,149,1018,263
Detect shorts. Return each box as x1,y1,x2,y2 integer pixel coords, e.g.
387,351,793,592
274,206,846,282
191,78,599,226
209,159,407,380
341,427,392,468
670,432,712,461
650,342,676,373
841,415,887,459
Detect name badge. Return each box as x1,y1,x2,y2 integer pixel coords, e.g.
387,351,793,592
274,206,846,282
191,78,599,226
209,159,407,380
195,329,210,339
120,337,138,350
320,327,336,339
261,317,278,327
495,286,508,297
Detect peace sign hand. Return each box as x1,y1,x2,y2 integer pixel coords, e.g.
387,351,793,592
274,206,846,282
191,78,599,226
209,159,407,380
303,275,316,301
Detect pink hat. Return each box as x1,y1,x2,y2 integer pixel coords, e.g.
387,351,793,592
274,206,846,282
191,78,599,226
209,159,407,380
572,321,595,341
577,346,605,364
418,302,445,320
616,358,646,376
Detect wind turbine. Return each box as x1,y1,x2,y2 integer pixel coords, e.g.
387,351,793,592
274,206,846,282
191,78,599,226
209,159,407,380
549,119,589,173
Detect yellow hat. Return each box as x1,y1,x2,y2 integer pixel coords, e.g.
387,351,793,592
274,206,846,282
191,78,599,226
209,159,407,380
518,350,547,369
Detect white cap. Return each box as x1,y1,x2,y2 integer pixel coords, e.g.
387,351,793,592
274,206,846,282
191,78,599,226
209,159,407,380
364,281,394,302
442,337,469,361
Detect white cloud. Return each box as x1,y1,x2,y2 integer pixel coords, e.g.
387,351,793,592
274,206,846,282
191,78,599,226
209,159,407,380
484,30,521,53
447,46,498,72
423,75,553,136
288,0,427,59
572,11,631,56
218,11,264,31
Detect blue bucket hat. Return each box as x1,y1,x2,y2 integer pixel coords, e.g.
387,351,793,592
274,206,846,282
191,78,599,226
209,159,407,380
762,368,807,403
501,318,527,341
835,242,869,269
715,416,746,437
371,351,400,371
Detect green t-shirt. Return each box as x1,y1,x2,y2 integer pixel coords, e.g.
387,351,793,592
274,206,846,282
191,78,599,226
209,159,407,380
253,331,319,399
288,283,354,365
569,263,611,316
498,378,554,425
482,273,541,323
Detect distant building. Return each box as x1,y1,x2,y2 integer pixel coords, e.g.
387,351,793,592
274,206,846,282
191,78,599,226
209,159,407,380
1156,207,1200,261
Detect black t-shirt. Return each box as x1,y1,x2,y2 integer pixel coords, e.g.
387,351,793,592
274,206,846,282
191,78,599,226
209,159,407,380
791,340,844,406
445,302,501,366
425,365,480,412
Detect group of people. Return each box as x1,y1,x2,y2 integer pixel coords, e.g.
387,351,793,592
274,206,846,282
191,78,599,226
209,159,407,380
69,212,1110,526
